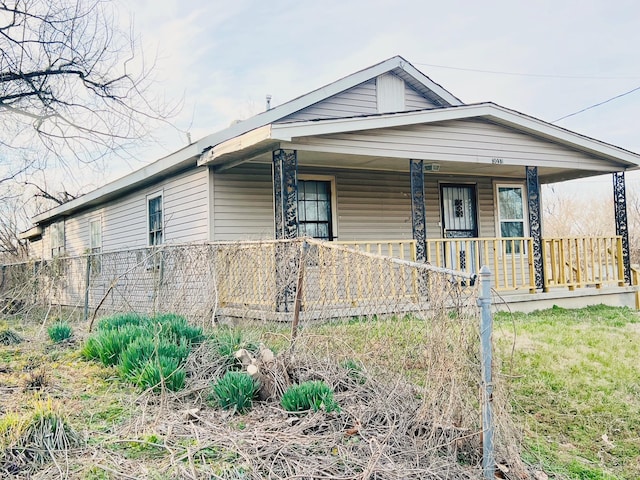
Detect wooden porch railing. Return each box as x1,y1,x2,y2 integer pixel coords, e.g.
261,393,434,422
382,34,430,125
425,237,534,292
343,235,628,294
336,240,417,263
541,236,625,290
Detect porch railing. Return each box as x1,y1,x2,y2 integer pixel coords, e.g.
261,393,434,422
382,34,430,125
425,237,534,292
343,235,628,294
336,240,417,263
542,236,625,290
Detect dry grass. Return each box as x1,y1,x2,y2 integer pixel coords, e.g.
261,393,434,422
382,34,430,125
0,303,536,480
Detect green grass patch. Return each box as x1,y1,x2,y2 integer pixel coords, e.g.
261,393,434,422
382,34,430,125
83,312,203,392
281,380,340,413
211,371,258,413
496,304,640,479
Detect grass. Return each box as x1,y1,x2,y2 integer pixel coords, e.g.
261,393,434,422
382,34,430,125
0,305,638,478
495,304,640,479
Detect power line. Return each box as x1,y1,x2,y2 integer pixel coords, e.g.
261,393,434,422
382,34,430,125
552,85,640,122
414,62,640,80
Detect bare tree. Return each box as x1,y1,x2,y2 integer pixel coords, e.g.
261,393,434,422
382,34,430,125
0,0,175,175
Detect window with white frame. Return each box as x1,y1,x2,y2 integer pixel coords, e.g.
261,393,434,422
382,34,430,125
297,177,336,241
147,193,163,246
89,218,102,254
50,221,65,257
496,184,526,254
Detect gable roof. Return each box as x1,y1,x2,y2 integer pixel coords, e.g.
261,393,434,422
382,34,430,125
205,102,640,173
33,56,458,224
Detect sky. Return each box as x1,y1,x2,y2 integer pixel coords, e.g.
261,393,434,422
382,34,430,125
90,0,640,193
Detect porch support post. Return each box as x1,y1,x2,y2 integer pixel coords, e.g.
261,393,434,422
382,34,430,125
613,171,631,284
526,166,544,290
272,149,298,239
410,159,427,262
272,149,299,313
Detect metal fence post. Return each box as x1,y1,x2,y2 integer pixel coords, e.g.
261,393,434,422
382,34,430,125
83,255,91,322
477,265,494,480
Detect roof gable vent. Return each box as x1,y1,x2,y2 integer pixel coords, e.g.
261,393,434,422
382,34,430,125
377,73,405,113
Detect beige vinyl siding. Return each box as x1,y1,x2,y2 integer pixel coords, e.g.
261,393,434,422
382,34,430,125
333,170,412,241
212,163,501,242
405,84,439,110
42,167,209,258
278,77,439,123
277,80,378,122
287,118,614,170
212,163,275,241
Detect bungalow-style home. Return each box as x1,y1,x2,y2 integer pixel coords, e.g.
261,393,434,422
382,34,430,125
20,56,640,311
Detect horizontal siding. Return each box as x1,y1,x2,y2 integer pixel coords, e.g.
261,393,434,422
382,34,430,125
405,84,438,110
277,80,378,122
289,119,614,170
40,167,209,259
213,163,275,241
212,163,500,242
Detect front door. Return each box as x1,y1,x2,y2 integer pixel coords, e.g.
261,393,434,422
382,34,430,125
440,184,478,271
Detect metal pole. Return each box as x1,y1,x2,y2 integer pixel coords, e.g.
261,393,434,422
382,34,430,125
83,255,91,322
477,265,494,479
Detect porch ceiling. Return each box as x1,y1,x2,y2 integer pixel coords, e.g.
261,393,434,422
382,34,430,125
221,148,614,184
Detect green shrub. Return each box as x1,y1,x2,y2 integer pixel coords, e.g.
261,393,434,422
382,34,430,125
81,336,102,361
0,326,23,345
281,381,340,413
95,324,145,366
47,321,72,342
83,312,202,393
212,371,258,413
129,356,186,392
119,336,190,380
153,313,204,344
96,313,144,331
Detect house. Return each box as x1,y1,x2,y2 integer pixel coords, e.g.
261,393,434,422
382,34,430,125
20,56,640,312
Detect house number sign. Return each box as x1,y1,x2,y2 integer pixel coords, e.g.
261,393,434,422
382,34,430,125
491,158,504,164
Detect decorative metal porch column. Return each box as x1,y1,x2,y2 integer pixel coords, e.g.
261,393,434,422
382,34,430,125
613,171,631,284
526,166,544,290
273,149,299,313
273,149,299,239
410,159,427,262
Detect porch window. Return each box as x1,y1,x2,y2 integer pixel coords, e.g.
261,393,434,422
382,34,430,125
147,193,163,246
496,184,526,254
298,179,334,241
50,221,65,257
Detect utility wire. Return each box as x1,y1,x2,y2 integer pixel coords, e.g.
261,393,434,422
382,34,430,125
552,85,640,122
414,62,640,80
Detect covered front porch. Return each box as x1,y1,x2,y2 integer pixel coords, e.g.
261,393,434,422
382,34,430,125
202,104,640,311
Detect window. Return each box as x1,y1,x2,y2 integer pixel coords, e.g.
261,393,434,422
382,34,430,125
496,184,526,254
50,221,65,257
89,218,102,254
147,193,163,246
298,178,335,241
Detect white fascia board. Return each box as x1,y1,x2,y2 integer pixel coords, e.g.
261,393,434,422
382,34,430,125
18,226,43,240
270,103,640,167
202,125,273,164
33,143,201,224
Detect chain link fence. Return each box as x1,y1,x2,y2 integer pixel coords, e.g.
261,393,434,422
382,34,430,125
0,238,526,478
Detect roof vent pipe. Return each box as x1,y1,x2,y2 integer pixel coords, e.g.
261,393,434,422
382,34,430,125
266,94,272,111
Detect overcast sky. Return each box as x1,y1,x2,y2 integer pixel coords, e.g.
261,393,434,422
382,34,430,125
101,0,640,191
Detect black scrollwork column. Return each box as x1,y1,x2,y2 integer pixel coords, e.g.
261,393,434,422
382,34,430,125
273,149,298,239
410,159,427,262
272,149,299,312
613,171,631,284
526,166,544,290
